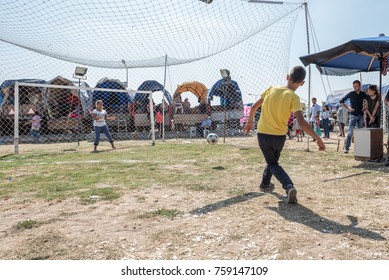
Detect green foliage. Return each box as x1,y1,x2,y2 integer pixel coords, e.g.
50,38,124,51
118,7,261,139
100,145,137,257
15,220,38,230
151,209,183,219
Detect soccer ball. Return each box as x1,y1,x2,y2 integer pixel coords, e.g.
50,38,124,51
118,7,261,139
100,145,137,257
206,133,218,144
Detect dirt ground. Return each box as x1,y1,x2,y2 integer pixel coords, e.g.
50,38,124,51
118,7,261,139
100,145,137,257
0,136,388,260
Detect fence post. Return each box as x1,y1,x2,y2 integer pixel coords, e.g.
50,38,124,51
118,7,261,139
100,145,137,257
14,81,20,155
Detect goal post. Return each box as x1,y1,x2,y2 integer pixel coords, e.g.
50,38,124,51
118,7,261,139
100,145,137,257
11,82,153,154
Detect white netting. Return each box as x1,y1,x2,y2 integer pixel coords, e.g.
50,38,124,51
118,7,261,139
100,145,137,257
0,0,304,151
0,0,301,67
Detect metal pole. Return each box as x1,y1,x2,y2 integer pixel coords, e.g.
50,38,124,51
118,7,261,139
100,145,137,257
126,67,128,88
149,92,156,146
77,78,81,146
162,54,168,141
14,82,20,155
304,1,311,152
223,82,226,143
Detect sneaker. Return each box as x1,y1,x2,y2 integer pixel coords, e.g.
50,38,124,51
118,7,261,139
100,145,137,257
259,182,275,192
286,186,297,204
344,150,349,154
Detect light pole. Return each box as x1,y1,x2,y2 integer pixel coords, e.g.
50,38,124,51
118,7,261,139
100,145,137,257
220,69,231,143
73,66,88,146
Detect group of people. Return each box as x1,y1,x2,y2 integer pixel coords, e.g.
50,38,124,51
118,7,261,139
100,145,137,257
173,95,191,114
340,81,382,153
300,81,382,154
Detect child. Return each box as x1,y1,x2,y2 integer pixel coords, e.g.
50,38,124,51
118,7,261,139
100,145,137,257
92,100,116,152
313,115,322,137
155,109,163,138
243,66,325,204
293,115,302,142
30,111,41,142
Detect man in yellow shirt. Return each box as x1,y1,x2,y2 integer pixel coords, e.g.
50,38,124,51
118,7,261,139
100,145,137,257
243,66,325,204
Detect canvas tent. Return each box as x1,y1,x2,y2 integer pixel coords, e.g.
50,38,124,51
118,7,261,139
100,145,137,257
134,80,172,112
0,79,46,106
0,79,46,136
93,78,132,114
173,81,208,104
208,79,243,109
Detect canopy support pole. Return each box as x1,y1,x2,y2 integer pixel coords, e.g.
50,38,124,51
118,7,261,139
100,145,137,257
304,1,311,152
379,56,386,132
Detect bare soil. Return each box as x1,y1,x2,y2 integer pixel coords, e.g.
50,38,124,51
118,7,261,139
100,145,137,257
0,137,388,260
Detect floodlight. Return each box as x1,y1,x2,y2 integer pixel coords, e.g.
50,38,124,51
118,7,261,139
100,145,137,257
220,69,230,79
74,66,88,79
75,67,87,76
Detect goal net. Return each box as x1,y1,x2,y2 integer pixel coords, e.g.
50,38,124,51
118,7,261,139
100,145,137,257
0,0,304,152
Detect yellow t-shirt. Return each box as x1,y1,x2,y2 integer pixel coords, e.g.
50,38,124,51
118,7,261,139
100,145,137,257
257,86,302,135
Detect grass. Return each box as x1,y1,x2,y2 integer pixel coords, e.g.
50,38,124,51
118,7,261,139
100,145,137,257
14,220,38,230
1,138,386,205
0,141,254,203
151,208,183,219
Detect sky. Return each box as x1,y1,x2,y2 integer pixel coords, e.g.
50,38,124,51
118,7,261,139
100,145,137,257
289,0,389,104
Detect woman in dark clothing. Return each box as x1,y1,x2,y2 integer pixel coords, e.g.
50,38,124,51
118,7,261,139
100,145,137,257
365,85,380,128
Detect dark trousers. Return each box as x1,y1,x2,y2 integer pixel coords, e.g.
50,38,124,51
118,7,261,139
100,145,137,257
322,118,330,138
257,133,293,189
94,125,114,146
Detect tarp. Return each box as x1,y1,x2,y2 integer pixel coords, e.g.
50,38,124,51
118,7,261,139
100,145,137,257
173,81,208,103
134,80,172,108
325,84,371,108
93,78,133,113
78,81,93,114
300,35,389,76
208,79,243,109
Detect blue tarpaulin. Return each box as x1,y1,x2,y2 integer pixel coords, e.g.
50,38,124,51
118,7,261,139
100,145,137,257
208,79,242,108
93,78,133,113
134,80,172,108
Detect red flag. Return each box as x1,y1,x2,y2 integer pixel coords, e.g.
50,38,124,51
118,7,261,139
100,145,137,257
381,57,388,76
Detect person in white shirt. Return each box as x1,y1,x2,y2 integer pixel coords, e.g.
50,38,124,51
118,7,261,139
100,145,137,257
309,98,321,125
92,100,116,152
309,98,321,141
321,104,331,139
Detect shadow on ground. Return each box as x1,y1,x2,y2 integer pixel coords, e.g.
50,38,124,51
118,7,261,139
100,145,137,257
267,192,386,241
189,192,264,215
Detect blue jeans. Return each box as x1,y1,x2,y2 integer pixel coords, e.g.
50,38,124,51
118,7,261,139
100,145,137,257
322,118,330,138
30,128,40,140
345,114,364,151
257,133,293,190
94,125,113,146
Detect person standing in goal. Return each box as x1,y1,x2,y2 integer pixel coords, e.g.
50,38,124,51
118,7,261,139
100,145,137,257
243,66,325,204
92,100,116,152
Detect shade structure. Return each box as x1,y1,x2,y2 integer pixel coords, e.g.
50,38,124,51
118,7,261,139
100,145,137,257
300,35,389,76
300,35,389,129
